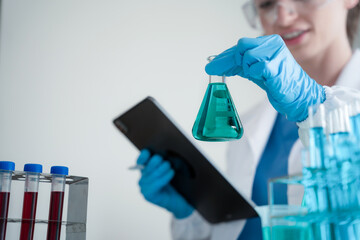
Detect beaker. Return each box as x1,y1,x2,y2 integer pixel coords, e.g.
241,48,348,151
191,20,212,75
256,205,311,240
192,56,243,141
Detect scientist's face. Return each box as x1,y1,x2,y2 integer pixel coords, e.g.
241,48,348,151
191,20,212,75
257,0,354,62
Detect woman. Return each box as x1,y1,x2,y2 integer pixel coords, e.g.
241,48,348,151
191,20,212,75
136,0,360,239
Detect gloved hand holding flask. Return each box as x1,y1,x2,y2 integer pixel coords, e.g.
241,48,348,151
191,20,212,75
205,34,326,122
137,149,194,219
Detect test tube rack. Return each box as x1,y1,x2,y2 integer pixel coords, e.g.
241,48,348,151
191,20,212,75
5,171,88,240
267,173,360,240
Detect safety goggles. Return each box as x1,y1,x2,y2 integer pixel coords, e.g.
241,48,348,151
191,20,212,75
242,0,333,28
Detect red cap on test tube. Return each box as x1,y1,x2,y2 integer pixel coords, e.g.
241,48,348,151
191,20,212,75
46,166,68,240
0,161,15,240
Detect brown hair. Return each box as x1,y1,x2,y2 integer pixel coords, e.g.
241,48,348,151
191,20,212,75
347,2,360,46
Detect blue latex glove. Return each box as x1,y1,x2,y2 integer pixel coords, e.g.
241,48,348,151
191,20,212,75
205,34,326,122
137,149,194,219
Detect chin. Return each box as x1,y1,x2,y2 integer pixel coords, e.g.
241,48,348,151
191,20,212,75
287,41,316,64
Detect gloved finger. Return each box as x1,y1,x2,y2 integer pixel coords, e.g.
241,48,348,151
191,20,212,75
236,35,275,56
141,169,175,199
136,149,151,165
213,45,237,59
206,35,280,77
242,38,284,79
245,61,267,81
141,154,163,176
145,189,168,207
205,46,242,76
138,161,172,186
223,66,244,77
236,34,285,55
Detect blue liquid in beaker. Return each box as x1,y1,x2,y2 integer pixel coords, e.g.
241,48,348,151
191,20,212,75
192,82,243,141
262,225,312,240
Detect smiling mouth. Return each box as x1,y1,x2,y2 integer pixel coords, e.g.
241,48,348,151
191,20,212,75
281,30,308,40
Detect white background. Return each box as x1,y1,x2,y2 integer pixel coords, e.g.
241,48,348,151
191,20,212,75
3,0,359,239
0,1,264,239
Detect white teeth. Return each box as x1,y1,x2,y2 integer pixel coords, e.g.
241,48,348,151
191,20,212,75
282,31,304,39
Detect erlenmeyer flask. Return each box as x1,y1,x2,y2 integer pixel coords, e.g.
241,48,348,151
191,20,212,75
192,57,243,141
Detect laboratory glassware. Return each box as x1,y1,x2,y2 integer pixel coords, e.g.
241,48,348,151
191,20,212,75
256,205,311,240
262,103,360,240
192,56,243,141
308,104,327,169
348,101,360,136
47,166,68,240
20,164,43,240
348,101,360,161
302,146,335,240
328,106,359,211
0,161,15,240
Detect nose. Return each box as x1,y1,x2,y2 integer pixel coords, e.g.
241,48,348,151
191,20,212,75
274,1,299,26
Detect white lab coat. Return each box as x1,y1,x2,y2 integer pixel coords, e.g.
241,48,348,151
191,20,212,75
171,49,360,240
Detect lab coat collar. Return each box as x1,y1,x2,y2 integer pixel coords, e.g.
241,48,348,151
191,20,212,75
335,49,360,88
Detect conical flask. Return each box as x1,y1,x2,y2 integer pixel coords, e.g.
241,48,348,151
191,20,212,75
192,57,243,141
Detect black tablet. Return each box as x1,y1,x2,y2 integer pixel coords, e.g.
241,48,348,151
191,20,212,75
113,96,258,223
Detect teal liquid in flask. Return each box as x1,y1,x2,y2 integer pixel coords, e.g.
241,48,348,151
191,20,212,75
192,64,243,141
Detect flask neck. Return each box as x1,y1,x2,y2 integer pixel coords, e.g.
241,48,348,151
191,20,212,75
209,75,225,84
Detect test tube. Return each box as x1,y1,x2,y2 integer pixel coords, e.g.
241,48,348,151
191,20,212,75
0,161,15,240
46,166,68,240
308,104,327,169
19,164,43,240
